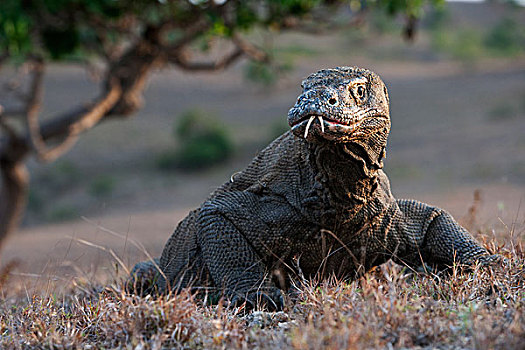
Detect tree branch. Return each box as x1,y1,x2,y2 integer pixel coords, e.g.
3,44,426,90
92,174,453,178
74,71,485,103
28,79,122,162
232,34,270,63
68,79,122,135
23,58,124,162
161,18,210,52
0,78,122,164
168,47,244,71
164,30,270,72
24,57,48,161
277,9,368,34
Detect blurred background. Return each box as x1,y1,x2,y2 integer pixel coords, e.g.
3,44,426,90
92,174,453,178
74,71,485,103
0,0,524,289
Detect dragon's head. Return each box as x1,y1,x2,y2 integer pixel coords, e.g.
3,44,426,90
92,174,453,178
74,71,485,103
288,67,390,146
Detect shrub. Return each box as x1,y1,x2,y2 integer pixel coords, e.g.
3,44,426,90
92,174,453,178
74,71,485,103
89,175,116,198
431,28,484,62
244,61,278,86
157,109,234,171
244,60,293,87
484,18,525,56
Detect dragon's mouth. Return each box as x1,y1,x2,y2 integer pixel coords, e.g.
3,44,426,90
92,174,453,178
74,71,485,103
289,114,359,139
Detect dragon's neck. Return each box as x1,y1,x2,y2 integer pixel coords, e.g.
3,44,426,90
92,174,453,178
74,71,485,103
308,139,385,209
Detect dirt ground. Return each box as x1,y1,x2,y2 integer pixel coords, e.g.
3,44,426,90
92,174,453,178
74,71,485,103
1,2,524,293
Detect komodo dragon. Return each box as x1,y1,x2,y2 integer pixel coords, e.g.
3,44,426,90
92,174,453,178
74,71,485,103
129,66,498,310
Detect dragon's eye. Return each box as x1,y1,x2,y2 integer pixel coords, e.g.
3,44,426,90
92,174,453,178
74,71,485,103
356,85,365,99
350,84,367,101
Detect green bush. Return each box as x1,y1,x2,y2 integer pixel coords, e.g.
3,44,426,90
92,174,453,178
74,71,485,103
88,175,116,197
244,61,278,86
244,58,293,87
157,109,233,171
431,28,484,62
484,18,525,56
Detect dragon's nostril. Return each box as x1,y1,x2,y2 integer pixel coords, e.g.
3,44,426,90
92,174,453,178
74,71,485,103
328,98,337,105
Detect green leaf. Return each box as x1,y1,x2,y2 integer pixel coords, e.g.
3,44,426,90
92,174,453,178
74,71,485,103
0,1,33,58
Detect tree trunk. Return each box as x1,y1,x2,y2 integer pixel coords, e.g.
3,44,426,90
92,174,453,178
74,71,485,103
0,159,28,252
107,29,165,116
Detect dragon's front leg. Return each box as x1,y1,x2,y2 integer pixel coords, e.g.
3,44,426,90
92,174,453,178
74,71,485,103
395,199,499,270
196,191,290,310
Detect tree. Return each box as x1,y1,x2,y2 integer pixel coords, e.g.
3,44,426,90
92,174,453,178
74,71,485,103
0,0,443,250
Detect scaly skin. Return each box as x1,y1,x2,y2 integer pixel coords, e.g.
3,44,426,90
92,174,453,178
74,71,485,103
128,67,497,310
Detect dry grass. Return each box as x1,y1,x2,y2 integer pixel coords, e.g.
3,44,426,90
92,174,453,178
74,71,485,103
1,224,523,349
